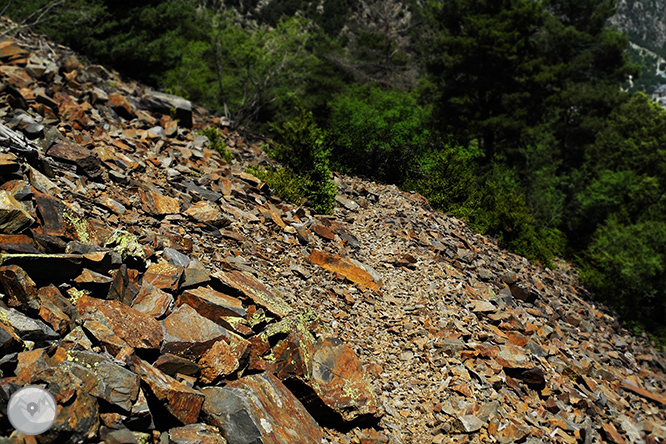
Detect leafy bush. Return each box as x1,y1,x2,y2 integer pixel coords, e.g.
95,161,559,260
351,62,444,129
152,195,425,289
405,143,564,266
265,103,337,214
328,84,432,184
200,128,233,162
246,165,307,206
580,216,666,336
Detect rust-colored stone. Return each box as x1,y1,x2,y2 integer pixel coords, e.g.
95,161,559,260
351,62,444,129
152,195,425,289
309,250,381,291
621,381,666,405
143,261,182,291
178,285,246,322
198,340,239,384
132,282,173,318
108,93,136,120
139,188,181,215
161,304,247,360
212,270,292,318
495,343,529,369
168,423,227,444
307,337,381,421
46,140,102,178
185,201,230,227
37,284,75,334
154,353,200,376
0,264,39,311
128,356,204,425
202,372,323,444
76,295,163,354
0,190,34,234
0,234,41,253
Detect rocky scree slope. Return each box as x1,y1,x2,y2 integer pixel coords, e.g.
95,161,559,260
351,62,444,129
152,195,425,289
0,17,665,444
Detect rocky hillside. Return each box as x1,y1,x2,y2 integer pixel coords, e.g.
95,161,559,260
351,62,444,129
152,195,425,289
0,16,665,444
611,0,666,93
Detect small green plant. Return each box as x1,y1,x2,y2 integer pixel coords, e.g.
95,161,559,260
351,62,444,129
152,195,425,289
246,165,307,206
264,101,337,214
200,127,233,162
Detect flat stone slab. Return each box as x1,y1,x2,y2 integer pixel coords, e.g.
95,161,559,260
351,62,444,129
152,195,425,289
178,285,246,322
161,304,248,362
169,423,227,444
309,337,381,422
212,270,291,318
128,356,204,425
0,189,34,234
76,295,163,354
309,250,381,291
202,373,323,444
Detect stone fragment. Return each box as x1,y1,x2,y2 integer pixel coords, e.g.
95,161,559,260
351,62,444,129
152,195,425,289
495,343,529,369
310,250,381,291
154,353,200,376
0,320,22,353
107,264,140,305
39,392,99,444
454,415,484,433
309,337,381,421
0,190,34,234
603,422,628,444
218,200,259,223
15,347,51,383
185,201,230,227
143,261,182,291
198,339,240,384
162,304,248,362
0,305,58,346
202,373,323,444
37,284,75,334
470,299,496,313
621,381,666,405
46,140,102,178
212,270,292,318
139,188,181,215
76,295,163,354
142,89,193,128
0,234,41,253
0,264,39,311
103,428,139,444
127,356,204,425
177,285,246,322
335,195,359,211
180,260,211,289
168,423,227,444
108,93,136,120
131,283,173,318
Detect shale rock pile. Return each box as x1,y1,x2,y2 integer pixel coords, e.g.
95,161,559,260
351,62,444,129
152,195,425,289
0,16,664,444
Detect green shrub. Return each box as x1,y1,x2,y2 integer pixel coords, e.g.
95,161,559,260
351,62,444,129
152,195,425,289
200,128,233,162
246,166,308,206
265,102,337,214
580,216,666,338
328,84,432,184
405,143,564,266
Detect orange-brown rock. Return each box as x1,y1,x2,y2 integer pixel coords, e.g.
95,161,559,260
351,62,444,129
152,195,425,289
309,250,381,291
128,356,204,425
76,295,163,354
202,373,323,444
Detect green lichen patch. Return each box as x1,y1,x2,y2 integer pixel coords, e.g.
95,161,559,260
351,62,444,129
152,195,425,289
63,211,90,244
104,229,145,261
67,287,89,304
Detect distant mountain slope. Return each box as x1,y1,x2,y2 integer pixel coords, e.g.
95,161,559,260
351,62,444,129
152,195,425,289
610,0,666,94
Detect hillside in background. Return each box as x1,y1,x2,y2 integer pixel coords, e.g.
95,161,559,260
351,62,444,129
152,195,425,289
611,0,666,94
